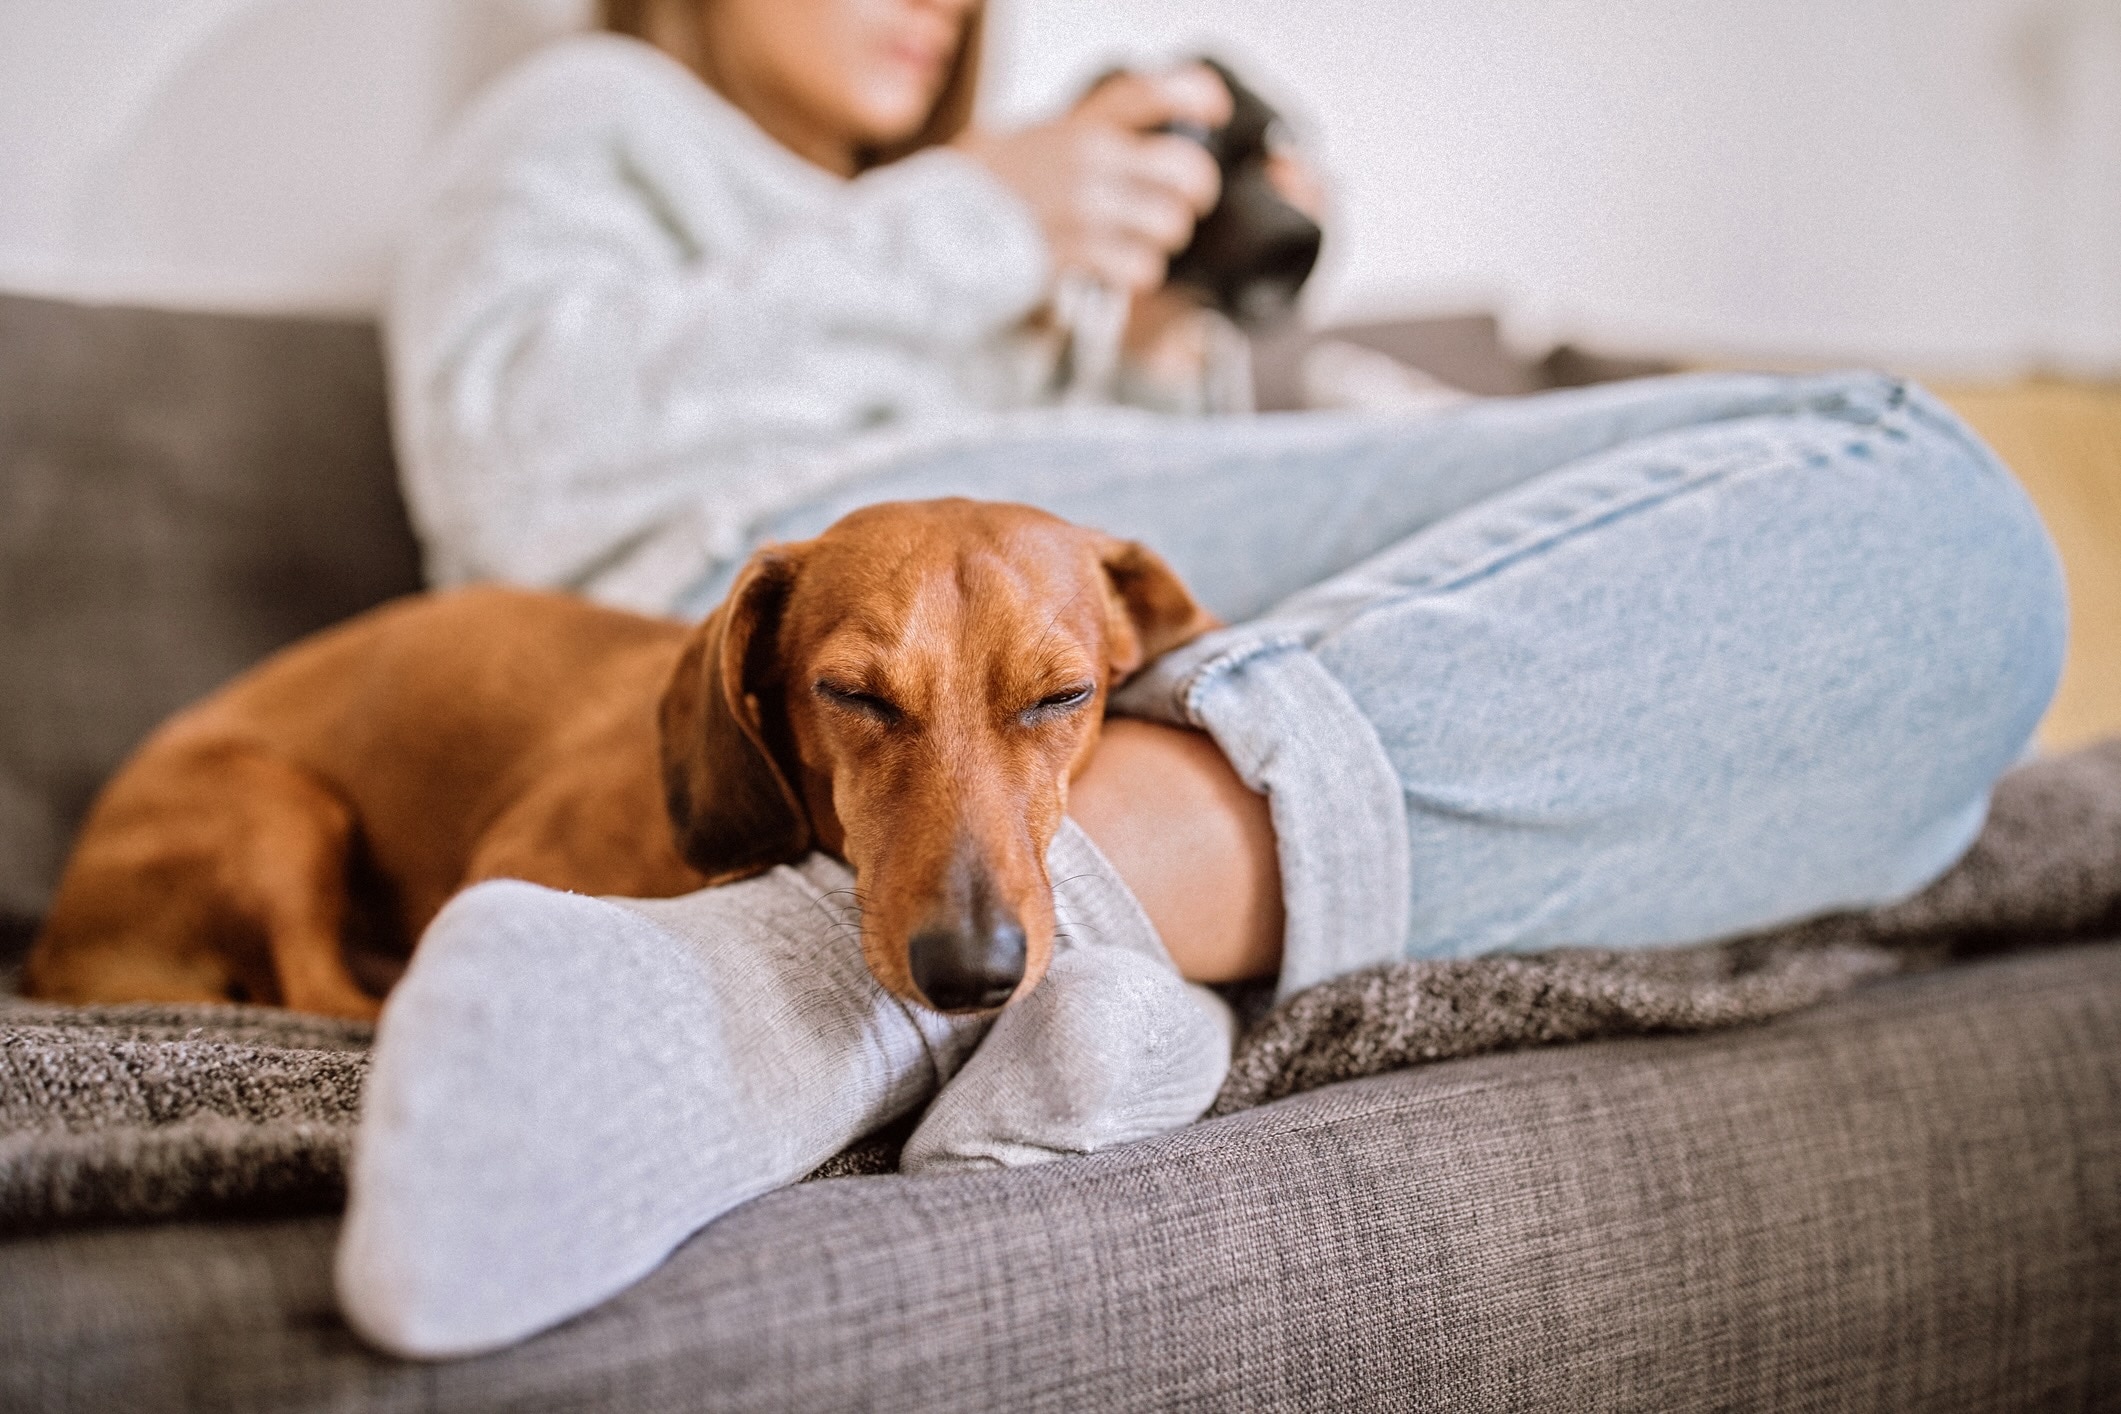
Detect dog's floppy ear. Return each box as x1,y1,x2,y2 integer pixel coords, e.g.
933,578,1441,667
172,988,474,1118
659,549,812,882
1097,537,1218,681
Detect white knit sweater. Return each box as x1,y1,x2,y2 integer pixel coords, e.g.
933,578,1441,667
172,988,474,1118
389,34,1239,614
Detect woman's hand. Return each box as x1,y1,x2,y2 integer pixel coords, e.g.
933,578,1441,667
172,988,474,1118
1265,149,1326,224
1119,283,1213,384
958,65,1232,295
1120,147,1329,370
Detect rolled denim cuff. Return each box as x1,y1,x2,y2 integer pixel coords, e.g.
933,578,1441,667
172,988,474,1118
1112,632,1411,998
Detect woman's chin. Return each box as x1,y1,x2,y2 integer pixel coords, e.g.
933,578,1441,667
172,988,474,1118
848,83,942,144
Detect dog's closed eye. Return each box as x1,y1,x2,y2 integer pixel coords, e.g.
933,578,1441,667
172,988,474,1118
815,680,904,726
1019,684,1096,726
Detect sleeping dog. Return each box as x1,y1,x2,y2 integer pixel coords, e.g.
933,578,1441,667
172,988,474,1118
26,499,1212,1019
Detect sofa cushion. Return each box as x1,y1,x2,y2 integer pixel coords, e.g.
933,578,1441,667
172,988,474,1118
0,294,423,940
2,942,2114,1412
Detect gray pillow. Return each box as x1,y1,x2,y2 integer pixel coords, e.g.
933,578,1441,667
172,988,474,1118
0,294,423,951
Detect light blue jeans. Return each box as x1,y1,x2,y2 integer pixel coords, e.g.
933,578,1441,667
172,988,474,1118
705,372,2067,995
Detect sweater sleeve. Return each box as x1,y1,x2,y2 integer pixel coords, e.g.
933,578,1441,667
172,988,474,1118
388,44,1051,596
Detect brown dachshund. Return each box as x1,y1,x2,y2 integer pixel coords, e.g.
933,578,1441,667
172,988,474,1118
25,499,1212,1020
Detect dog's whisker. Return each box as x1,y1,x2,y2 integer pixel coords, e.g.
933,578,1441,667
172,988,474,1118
817,889,877,921
1048,873,1137,949
1050,871,1137,910
1055,920,1113,949
1027,586,1087,666
802,893,869,947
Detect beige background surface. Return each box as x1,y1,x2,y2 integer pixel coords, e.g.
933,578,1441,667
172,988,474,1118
1940,382,2121,748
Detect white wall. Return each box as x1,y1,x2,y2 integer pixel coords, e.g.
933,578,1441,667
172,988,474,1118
987,0,2121,375
2,0,2116,374
0,0,584,311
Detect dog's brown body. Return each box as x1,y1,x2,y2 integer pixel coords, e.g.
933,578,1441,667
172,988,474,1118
25,589,706,1018
25,500,1209,1020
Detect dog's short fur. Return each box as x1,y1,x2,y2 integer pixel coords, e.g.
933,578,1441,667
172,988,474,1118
24,500,1211,1020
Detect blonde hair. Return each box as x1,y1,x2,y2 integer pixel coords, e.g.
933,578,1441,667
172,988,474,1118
598,0,984,170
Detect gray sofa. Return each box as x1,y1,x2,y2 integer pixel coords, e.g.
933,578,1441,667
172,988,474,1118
2,292,2116,1411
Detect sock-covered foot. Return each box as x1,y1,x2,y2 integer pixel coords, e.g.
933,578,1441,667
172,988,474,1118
335,858,982,1359
902,823,1235,1173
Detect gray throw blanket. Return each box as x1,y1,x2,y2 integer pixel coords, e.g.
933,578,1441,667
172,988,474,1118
7,741,2119,1229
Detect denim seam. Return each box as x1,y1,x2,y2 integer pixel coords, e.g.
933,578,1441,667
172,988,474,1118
1134,379,1920,715
1164,634,1306,724
1392,451,1764,604
1313,414,1899,649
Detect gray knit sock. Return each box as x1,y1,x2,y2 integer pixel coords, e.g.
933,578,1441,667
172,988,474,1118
903,824,1235,1171
336,860,983,1359
337,827,1232,1359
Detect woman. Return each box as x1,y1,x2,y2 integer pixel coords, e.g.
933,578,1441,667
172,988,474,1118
347,0,2068,1356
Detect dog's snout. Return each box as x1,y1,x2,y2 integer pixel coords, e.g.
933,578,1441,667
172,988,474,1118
908,920,1026,1013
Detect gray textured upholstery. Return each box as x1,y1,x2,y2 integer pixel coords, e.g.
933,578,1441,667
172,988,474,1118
0,293,423,940
3,944,2115,1412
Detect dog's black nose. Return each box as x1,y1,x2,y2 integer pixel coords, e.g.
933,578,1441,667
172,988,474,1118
908,920,1026,1013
